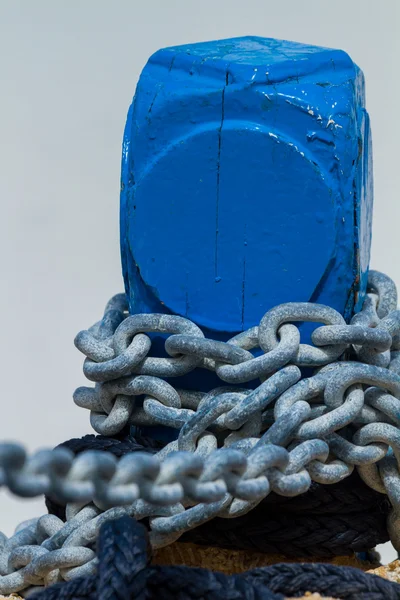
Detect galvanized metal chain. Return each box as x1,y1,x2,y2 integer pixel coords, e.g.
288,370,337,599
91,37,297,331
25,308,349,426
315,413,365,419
3,269,400,595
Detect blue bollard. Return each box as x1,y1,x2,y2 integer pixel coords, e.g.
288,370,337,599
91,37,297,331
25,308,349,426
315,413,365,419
120,36,373,338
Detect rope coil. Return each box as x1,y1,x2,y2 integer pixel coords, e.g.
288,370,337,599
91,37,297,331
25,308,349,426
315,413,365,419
25,516,400,600
71,270,400,544
2,270,400,595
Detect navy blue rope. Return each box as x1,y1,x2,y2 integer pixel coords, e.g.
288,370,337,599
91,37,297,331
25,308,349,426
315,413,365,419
30,516,400,600
45,434,391,558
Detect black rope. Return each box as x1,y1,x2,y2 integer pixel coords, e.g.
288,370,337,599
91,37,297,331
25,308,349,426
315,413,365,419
45,434,161,519
30,516,400,600
181,509,389,559
45,435,391,558
242,562,400,599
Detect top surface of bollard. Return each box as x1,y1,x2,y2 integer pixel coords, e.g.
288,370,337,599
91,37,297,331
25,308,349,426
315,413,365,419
120,36,372,336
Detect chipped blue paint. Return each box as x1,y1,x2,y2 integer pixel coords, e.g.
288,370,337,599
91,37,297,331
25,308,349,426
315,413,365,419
120,36,373,337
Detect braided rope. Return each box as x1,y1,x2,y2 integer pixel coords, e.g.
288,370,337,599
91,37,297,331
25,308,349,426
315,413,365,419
27,516,400,600
3,271,400,595
46,434,391,558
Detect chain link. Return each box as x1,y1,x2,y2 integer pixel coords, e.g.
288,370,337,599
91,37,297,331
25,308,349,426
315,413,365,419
3,269,400,594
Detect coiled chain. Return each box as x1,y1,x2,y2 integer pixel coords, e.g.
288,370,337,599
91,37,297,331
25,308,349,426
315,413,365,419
2,269,400,596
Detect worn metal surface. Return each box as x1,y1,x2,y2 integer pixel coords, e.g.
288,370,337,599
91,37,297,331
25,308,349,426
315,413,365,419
2,270,400,595
120,36,373,335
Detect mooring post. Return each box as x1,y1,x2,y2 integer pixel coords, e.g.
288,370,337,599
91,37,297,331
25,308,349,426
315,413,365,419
120,36,373,339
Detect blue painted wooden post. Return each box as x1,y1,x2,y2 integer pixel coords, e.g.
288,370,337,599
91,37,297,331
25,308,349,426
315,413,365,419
120,36,373,339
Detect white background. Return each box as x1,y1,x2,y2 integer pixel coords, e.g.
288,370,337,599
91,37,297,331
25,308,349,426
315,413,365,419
0,0,399,562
